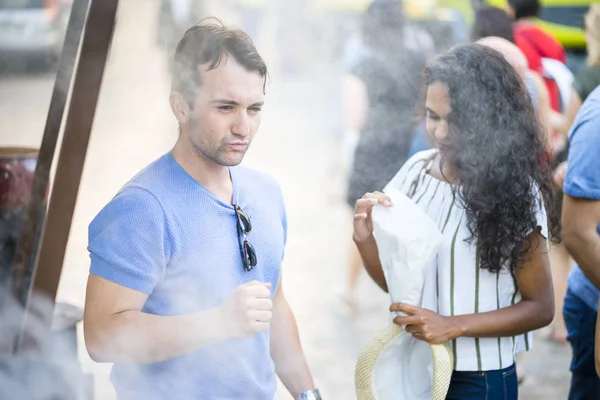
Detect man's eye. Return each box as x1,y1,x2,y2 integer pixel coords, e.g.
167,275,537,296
249,107,262,113
218,106,233,111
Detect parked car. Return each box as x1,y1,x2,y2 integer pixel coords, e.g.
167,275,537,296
0,0,71,72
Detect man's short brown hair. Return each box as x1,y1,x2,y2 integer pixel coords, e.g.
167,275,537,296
171,17,268,108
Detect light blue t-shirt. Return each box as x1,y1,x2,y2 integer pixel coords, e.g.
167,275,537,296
564,86,600,311
88,152,287,399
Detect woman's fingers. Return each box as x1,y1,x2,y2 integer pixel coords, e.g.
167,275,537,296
373,192,393,206
353,192,393,241
393,315,422,326
405,324,422,335
363,191,393,206
354,198,378,215
354,192,392,215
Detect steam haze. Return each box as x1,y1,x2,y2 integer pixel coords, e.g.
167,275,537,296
0,0,573,399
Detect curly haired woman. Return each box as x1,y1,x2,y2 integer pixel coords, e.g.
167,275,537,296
353,43,560,399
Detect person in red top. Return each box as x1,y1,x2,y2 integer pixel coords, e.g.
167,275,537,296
507,0,566,112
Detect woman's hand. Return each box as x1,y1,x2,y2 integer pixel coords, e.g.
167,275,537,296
353,191,393,242
390,303,463,344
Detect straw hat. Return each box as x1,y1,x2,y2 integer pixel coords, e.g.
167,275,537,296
354,184,454,400
355,325,453,400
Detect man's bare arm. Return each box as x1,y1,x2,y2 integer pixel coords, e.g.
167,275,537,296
270,278,315,398
562,195,600,289
83,274,223,364
84,274,272,364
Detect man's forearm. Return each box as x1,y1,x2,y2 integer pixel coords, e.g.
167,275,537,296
86,307,225,364
270,296,315,398
564,230,600,289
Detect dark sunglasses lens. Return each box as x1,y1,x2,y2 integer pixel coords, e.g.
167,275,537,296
245,241,257,267
237,208,252,233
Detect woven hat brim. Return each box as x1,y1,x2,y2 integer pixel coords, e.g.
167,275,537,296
355,325,454,400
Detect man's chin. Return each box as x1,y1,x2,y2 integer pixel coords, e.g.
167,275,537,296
216,154,245,167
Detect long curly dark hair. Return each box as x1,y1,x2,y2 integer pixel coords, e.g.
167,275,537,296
423,43,561,273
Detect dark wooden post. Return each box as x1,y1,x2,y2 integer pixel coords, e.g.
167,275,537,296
0,0,120,355
16,0,120,354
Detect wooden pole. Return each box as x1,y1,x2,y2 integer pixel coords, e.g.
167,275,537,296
0,0,90,355
13,0,120,354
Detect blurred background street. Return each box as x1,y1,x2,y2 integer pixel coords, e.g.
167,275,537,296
0,0,583,398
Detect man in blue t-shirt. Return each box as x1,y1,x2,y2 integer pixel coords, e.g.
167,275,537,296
83,18,321,400
562,85,600,399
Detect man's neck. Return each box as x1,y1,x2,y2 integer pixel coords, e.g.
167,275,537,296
171,139,233,204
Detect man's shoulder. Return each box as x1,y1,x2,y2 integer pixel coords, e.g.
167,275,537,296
564,87,600,199
97,154,172,218
581,85,600,107
570,86,600,140
125,153,172,190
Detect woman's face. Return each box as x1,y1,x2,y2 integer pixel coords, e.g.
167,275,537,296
425,81,452,144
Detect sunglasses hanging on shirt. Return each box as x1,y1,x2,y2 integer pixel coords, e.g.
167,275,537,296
233,204,258,271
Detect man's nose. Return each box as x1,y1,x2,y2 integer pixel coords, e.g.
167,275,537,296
232,112,251,137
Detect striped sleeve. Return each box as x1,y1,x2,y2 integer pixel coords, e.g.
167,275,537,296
532,184,549,239
384,150,435,194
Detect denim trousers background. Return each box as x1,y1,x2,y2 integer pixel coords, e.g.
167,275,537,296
564,288,600,400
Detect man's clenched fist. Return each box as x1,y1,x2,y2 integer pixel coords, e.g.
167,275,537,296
218,281,273,339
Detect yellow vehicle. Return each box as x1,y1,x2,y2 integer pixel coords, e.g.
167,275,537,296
310,0,470,20
313,0,596,51
484,0,600,50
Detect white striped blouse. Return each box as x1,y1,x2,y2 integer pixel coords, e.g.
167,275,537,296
384,149,548,372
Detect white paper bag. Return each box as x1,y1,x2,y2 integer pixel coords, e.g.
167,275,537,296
356,187,453,400
371,187,444,313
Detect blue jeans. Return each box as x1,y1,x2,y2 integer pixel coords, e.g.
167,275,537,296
563,289,600,399
445,364,518,400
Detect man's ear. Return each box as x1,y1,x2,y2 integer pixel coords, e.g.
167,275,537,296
170,91,191,126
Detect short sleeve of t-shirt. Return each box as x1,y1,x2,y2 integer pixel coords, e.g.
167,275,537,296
88,187,170,294
384,150,435,194
564,89,600,201
385,151,550,239
572,65,600,102
533,184,549,239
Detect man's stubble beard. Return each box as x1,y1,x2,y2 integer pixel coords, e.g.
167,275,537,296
189,116,249,167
